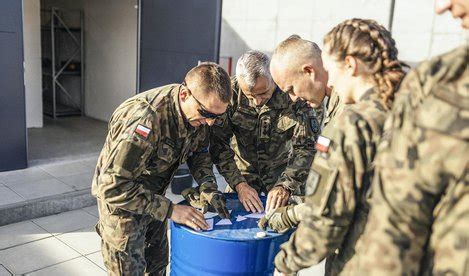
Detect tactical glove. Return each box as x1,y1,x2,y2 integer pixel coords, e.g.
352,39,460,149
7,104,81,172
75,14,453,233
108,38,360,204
200,182,230,219
181,182,230,219
258,205,298,233
181,187,208,213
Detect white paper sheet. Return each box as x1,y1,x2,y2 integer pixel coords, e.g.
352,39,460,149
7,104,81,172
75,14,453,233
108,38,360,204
216,218,233,226
245,212,266,219
236,215,247,222
204,212,218,219
205,218,214,231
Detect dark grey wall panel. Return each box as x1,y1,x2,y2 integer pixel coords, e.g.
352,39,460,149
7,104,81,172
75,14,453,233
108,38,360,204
139,0,222,92
0,0,27,172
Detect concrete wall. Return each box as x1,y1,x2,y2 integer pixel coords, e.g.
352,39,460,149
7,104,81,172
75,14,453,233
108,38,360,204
220,0,468,71
392,0,468,64
83,0,138,122
23,0,43,128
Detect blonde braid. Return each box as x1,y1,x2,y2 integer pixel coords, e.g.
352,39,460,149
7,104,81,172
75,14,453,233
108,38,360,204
324,18,407,107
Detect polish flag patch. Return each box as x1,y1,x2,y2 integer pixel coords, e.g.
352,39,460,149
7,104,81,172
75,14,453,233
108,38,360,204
316,135,331,153
135,124,151,139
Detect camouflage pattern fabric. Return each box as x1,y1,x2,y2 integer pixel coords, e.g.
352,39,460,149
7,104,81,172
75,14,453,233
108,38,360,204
92,84,216,275
274,87,390,275
345,45,469,276
97,201,168,276
322,88,344,130
257,88,344,238
210,77,320,195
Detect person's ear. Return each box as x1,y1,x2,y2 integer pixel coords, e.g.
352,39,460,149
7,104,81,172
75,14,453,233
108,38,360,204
344,56,358,76
179,86,190,102
302,64,316,78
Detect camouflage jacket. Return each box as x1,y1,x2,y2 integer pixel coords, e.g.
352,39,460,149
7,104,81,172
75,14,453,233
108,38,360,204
210,77,320,194
91,84,216,221
322,88,343,130
275,88,390,275
346,45,469,275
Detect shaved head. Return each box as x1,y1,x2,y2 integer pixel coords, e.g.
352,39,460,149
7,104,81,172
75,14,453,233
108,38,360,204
270,35,329,108
271,35,323,72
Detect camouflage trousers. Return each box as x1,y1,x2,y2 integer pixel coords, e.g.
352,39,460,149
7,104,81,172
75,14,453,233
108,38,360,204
96,200,168,276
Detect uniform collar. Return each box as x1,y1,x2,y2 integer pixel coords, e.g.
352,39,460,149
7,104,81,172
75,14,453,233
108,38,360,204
325,88,340,114
171,85,194,138
261,86,290,111
359,87,381,102
237,84,290,114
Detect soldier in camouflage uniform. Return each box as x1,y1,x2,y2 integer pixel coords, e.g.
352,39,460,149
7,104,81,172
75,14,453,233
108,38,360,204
346,1,469,275
258,36,344,232
267,20,406,275
209,50,320,213
91,63,232,275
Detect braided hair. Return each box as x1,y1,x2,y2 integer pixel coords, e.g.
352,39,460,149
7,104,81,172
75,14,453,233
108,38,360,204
323,18,407,107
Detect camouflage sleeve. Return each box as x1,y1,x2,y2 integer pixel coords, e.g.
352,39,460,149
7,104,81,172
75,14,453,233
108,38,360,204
187,126,217,186
209,112,247,190
95,111,172,222
274,110,375,273
274,102,318,193
350,68,469,274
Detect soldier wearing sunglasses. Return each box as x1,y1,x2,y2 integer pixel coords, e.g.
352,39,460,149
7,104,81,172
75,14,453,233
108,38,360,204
92,62,231,275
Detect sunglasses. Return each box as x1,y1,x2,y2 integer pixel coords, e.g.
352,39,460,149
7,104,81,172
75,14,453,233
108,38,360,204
182,81,226,119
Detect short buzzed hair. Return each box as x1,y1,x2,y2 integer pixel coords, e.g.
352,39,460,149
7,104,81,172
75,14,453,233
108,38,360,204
236,50,273,90
272,35,322,69
185,62,232,103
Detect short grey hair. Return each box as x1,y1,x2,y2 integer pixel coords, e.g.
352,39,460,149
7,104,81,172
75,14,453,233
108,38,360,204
235,50,273,90
272,35,322,69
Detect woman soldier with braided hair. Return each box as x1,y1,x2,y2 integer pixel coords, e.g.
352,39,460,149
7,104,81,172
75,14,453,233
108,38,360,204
265,19,407,275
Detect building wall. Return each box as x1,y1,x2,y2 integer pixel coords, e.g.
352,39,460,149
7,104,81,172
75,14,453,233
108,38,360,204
23,0,137,125
392,0,468,64
220,0,468,71
23,0,43,128
83,0,138,122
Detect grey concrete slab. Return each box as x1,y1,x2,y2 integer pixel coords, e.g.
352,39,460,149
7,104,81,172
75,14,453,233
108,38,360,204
39,161,94,179
32,209,97,235
82,205,99,218
0,185,24,206
0,236,80,274
0,221,50,249
5,178,74,200
58,172,93,191
26,257,106,276
28,116,107,162
56,227,101,255
0,264,12,276
0,190,96,226
0,167,53,186
85,251,105,271
79,157,98,171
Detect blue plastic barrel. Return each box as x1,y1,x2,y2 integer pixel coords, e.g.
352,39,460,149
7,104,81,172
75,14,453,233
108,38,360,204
170,194,292,276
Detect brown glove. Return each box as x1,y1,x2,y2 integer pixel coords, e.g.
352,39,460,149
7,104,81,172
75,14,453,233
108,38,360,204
200,182,230,219
181,187,208,213
182,183,230,219
258,205,298,233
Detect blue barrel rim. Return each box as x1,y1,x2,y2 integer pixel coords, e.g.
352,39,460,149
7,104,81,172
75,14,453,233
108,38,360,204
170,193,294,241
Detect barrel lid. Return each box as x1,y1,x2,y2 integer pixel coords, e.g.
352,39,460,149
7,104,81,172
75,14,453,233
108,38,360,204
171,193,291,241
